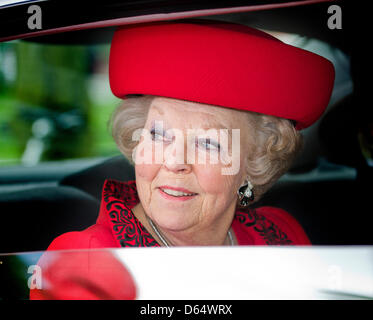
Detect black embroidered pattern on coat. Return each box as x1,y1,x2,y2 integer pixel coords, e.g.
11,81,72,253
235,208,293,245
103,179,139,206
103,180,159,247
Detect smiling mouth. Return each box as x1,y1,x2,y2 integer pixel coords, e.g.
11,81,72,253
158,186,198,198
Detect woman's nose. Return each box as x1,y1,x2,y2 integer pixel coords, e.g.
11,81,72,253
163,137,192,174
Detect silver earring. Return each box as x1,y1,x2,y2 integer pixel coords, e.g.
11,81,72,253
237,179,254,207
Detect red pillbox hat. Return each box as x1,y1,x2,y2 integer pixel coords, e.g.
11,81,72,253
109,20,335,129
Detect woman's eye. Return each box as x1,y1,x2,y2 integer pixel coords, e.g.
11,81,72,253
197,138,220,151
150,129,163,141
150,128,172,142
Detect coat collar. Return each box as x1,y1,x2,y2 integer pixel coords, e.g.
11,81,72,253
98,179,159,247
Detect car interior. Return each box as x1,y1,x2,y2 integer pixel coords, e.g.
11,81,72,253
0,1,371,254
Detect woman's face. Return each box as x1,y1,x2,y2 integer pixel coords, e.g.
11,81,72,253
134,97,250,243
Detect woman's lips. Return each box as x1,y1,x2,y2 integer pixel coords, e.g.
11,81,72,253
158,185,198,201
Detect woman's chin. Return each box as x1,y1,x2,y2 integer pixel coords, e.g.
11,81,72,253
150,207,194,232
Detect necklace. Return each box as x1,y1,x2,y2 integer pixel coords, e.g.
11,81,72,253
146,215,234,247
147,215,172,247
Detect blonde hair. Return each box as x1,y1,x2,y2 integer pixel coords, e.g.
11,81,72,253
243,112,303,201
110,95,303,203
110,95,153,161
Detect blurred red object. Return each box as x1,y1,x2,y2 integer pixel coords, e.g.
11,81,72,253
30,250,137,300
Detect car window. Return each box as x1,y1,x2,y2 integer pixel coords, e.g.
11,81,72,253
1,2,371,250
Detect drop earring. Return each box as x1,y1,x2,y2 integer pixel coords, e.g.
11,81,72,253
237,179,254,207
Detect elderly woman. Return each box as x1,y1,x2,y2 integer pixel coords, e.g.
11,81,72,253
41,20,334,249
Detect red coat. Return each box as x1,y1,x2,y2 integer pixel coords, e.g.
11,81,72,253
30,179,310,300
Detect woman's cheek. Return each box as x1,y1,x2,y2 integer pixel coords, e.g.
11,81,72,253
134,138,162,181
135,162,160,209
194,164,235,195
135,163,160,181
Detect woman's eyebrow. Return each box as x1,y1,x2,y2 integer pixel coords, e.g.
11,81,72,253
200,123,229,130
200,117,233,130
